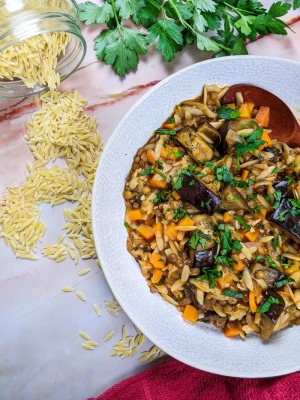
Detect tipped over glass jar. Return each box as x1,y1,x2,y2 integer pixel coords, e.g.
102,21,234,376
0,0,86,99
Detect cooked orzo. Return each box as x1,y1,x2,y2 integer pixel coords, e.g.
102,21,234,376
123,84,300,340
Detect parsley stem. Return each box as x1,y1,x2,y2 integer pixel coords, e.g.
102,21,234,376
167,0,197,35
111,0,121,30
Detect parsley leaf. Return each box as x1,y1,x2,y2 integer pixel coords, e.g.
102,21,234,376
155,128,177,136
258,296,282,313
215,165,235,184
234,127,266,157
78,1,114,25
196,33,220,51
266,256,278,269
272,235,280,250
94,27,147,76
273,191,282,209
275,278,295,288
223,289,243,299
196,266,223,289
294,0,300,9
150,190,170,203
268,1,291,17
289,199,300,216
234,215,251,231
172,205,188,220
217,105,240,120
147,19,184,62
188,229,208,250
124,222,131,228
115,0,145,22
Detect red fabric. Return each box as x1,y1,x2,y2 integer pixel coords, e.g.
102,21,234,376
89,358,300,400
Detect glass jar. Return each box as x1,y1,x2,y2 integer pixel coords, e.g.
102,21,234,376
0,0,86,99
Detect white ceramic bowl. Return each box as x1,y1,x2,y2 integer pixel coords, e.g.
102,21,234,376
92,56,300,378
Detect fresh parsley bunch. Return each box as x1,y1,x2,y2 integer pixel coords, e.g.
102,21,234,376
78,0,299,77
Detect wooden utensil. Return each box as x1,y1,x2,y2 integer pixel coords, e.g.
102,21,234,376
221,84,300,148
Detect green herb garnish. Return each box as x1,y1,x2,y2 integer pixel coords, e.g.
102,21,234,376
266,256,278,268
258,296,282,314
272,235,280,250
196,266,223,289
223,289,243,299
253,255,264,262
247,194,257,201
234,127,266,157
124,222,130,228
234,215,251,230
289,198,300,216
275,278,295,288
273,191,282,209
155,128,177,136
150,190,171,203
188,229,208,250
205,161,215,170
216,105,240,120
272,167,280,173
172,205,188,220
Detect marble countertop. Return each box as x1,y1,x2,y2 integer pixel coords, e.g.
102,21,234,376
0,2,300,399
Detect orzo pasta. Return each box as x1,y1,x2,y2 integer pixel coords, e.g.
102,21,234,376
124,84,300,340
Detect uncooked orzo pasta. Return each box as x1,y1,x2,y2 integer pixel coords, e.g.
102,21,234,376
0,32,70,90
0,90,103,260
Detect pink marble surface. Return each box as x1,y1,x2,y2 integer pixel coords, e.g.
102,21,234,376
0,2,300,400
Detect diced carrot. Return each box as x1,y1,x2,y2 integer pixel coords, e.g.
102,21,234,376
128,209,143,221
224,322,241,338
217,274,233,289
223,211,231,223
172,190,181,200
285,264,299,276
258,129,272,151
249,290,257,313
161,145,180,161
226,103,236,110
178,216,194,227
239,102,255,119
162,122,176,129
136,225,155,241
146,148,155,165
244,228,260,242
255,106,270,127
149,174,167,189
165,222,177,240
152,222,163,234
151,268,163,284
254,207,267,221
151,253,165,269
232,255,246,271
241,169,249,181
182,304,200,323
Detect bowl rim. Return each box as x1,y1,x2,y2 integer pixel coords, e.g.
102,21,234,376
92,55,300,378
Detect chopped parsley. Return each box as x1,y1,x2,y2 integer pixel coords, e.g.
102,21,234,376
234,127,266,157
272,167,280,173
223,290,243,299
141,160,163,177
272,235,280,250
200,199,212,208
124,222,130,228
289,199,300,216
155,128,176,136
195,266,223,289
172,165,196,190
234,215,251,230
253,255,264,262
247,194,257,201
172,205,188,220
266,256,278,269
150,190,170,203
189,179,195,186
273,191,282,209
205,161,215,171
216,165,235,185
250,204,263,215
258,296,282,314
214,224,242,269
264,195,271,202
278,210,289,221
216,105,240,120
188,229,207,250
291,161,297,167
275,278,295,288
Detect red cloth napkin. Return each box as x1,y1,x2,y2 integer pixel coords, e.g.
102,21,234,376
90,358,300,400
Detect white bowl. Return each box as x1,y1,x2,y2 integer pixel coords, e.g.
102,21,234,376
92,56,300,378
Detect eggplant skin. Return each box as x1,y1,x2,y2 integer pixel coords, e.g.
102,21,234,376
176,173,221,215
193,245,217,268
259,289,285,340
270,197,300,244
176,126,213,163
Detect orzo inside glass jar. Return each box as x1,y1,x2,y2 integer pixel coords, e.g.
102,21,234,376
0,0,86,99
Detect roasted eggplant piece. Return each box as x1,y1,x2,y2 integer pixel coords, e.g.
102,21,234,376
197,121,221,146
270,197,300,244
259,289,285,340
218,118,255,154
176,126,214,163
219,184,249,212
176,174,221,215
193,245,217,268
263,268,285,288
273,180,289,195
184,285,199,309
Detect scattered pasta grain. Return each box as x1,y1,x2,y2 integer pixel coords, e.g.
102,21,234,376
79,331,91,340
92,303,101,316
61,287,73,292
78,268,90,276
75,290,87,302
103,331,114,342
